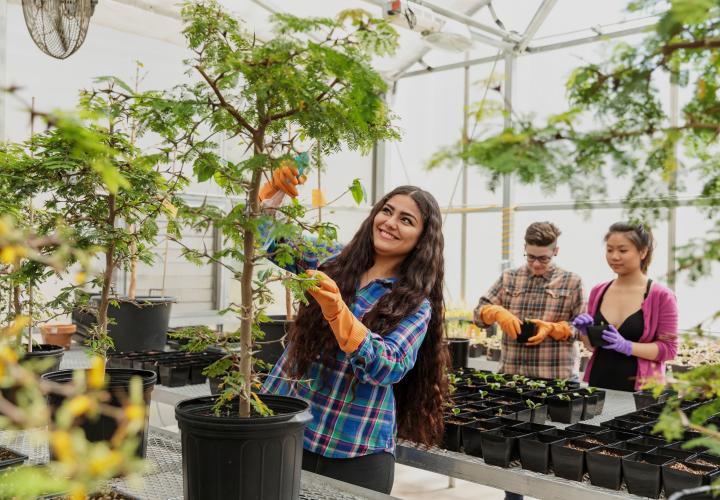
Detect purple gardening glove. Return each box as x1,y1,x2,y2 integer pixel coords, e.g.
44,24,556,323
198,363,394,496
571,313,594,335
601,324,633,356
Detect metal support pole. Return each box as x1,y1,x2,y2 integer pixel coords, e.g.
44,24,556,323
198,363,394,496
460,57,469,303
667,76,679,290
0,0,6,142
501,53,515,271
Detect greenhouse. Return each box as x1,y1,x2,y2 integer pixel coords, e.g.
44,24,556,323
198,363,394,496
0,0,719,499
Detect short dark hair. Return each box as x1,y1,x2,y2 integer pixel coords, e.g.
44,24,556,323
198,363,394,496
525,222,561,247
605,222,655,273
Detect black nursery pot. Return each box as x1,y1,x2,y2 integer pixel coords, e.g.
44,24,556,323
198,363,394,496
487,347,502,362
442,414,474,452
587,324,609,348
448,338,470,370
633,389,670,410
43,369,157,458
662,460,720,500
479,428,534,468
529,404,548,424
622,452,675,499
516,321,535,344
546,396,584,424
551,438,600,481
460,420,504,457
519,433,565,474
0,446,28,470
176,394,312,500
586,445,635,490
565,423,606,435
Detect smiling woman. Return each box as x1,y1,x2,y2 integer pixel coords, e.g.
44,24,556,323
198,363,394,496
259,183,450,494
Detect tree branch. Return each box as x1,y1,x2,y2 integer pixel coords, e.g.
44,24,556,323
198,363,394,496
194,65,257,135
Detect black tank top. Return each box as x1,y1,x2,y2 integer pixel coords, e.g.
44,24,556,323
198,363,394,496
588,280,652,392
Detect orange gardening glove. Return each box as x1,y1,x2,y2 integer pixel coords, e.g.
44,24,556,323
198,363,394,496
258,163,307,201
306,270,368,353
480,305,521,340
526,319,572,346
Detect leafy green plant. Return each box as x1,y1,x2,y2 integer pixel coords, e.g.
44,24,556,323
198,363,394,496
477,390,489,399
587,386,598,394
526,399,541,409
155,1,399,417
488,382,501,391
558,394,572,402
555,379,568,391
451,407,461,416
3,80,188,361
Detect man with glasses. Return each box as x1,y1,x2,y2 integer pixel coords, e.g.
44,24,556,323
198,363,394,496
474,221,585,382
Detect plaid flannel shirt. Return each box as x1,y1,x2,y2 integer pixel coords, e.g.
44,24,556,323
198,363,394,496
474,265,584,380
260,228,430,458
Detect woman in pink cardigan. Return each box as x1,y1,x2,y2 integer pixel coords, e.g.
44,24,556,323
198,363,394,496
573,223,678,391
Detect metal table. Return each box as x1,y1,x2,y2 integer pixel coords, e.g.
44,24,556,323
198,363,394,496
0,426,399,500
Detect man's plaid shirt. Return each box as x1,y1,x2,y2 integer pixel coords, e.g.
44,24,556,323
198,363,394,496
474,265,584,380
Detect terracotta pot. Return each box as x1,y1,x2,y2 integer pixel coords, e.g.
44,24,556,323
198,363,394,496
40,323,76,350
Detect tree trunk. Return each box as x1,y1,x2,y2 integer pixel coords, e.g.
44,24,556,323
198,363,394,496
97,194,117,349
128,225,137,301
238,138,264,418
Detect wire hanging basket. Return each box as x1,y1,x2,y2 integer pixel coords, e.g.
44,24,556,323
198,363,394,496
21,0,98,59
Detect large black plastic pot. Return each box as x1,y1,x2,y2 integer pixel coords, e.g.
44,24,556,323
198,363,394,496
448,338,470,370
176,394,312,500
21,344,65,375
43,368,156,457
90,295,175,352
586,445,635,489
622,452,675,499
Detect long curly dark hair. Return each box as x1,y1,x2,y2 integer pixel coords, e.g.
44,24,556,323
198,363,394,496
287,185,449,446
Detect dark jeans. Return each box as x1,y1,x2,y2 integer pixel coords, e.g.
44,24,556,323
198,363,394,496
302,449,395,494
505,492,523,500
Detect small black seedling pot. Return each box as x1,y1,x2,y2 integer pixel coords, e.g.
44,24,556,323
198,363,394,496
546,395,584,424
622,452,675,499
594,430,636,444
487,347,502,361
600,417,645,432
461,419,504,457
480,428,535,468
510,422,554,434
519,433,565,474
627,435,668,448
586,445,635,490
539,428,586,440
566,423,606,435
662,460,720,499
0,446,27,470
442,414,474,452
159,362,191,387
587,322,609,348
652,445,698,461
507,403,532,422
516,320,536,344
633,389,670,410
551,438,600,481
688,453,720,469
529,403,548,424
485,416,521,428
617,440,659,454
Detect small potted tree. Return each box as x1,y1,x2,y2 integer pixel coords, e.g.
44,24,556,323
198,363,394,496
148,2,400,499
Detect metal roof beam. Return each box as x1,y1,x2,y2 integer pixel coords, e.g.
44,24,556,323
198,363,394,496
515,0,557,53
399,21,655,78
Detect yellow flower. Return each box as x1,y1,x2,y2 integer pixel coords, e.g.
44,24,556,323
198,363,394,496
67,395,93,417
0,345,19,364
89,450,123,476
0,246,17,264
125,403,145,423
88,356,105,390
74,271,87,285
69,484,87,500
50,430,75,463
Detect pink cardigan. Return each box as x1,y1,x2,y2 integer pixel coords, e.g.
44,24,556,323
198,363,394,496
583,280,678,390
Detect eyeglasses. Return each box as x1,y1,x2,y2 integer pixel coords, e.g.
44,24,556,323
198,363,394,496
525,253,553,264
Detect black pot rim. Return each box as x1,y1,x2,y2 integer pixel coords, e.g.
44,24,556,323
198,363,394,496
41,368,158,389
90,295,177,305
22,344,65,357
176,394,312,428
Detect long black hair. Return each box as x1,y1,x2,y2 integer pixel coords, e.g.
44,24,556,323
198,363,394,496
287,185,449,446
